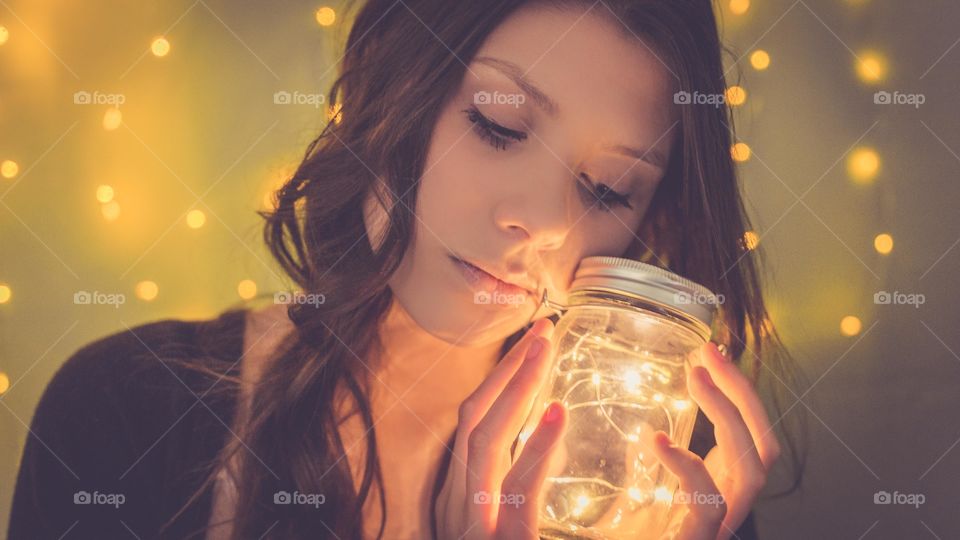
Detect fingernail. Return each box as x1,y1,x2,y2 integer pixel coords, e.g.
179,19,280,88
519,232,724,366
526,338,544,360
542,401,563,423
711,341,730,362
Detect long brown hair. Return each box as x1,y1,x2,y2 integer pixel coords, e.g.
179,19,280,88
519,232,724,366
163,0,807,538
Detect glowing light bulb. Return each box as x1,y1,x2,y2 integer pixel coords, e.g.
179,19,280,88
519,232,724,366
725,85,747,106
840,315,862,336
847,147,880,184
1,160,19,179
186,209,206,229
96,184,114,203
731,142,751,162
874,233,893,255
571,494,590,517
237,279,257,299
623,369,641,394
855,50,887,84
151,37,170,57
627,487,644,502
135,280,159,301
729,0,750,15
103,107,123,130
750,50,770,71
315,6,336,26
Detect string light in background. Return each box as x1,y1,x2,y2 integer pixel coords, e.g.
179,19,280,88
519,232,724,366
0,26,9,46
855,50,888,84
1,159,19,179
186,209,207,229
725,85,747,107
731,142,751,162
840,315,863,337
0,372,9,395
96,184,115,203
874,233,894,255
729,0,750,16
750,49,770,71
103,107,123,130
135,280,159,301
315,7,337,27
0,283,11,304
238,279,258,300
743,230,760,251
847,146,880,184
151,36,171,57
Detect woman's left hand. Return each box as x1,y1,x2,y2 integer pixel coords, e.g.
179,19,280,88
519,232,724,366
651,341,782,540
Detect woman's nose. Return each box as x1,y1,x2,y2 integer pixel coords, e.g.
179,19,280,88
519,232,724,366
493,172,574,250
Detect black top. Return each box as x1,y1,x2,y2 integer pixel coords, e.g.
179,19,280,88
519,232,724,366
9,308,760,539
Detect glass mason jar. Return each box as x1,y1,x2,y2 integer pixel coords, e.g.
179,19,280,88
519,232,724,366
514,256,719,539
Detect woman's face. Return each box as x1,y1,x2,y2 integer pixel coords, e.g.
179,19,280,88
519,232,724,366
365,4,679,346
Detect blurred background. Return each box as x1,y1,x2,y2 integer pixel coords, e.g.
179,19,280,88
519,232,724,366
1,1,958,538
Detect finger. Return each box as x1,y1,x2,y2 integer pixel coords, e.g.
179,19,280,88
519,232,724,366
687,364,765,487
496,401,567,539
700,342,781,470
465,334,555,532
452,318,555,481
651,431,726,540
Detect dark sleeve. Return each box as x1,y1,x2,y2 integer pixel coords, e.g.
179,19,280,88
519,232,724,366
8,338,161,539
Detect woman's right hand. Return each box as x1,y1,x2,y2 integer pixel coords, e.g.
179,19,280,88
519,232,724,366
434,317,567,540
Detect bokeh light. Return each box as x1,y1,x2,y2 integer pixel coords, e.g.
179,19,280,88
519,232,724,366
743,230,760,251
750,50,770,70
0,26,9,46
855,50,888,83
151,37,171,57
103,107,123,130
729,0,750,15
186,209,207,229
874,233,894,255
0,372,9,395
315,7,336,26
96,184,115,203
726,85,747,106
731,142,752,162
1,159,19,179
847,147,880,184
840,315,863,336
238,279,258,300
135,280,159,301
101,201,121,221
0,284,11,304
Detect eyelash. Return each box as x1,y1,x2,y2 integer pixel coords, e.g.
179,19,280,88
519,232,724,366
461,106,634,212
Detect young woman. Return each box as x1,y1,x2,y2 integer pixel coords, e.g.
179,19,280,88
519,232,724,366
10,1,803,539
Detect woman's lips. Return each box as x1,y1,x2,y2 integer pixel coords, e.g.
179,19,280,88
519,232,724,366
449,255,532,300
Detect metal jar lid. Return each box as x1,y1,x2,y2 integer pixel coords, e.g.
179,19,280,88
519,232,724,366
567,256,719,330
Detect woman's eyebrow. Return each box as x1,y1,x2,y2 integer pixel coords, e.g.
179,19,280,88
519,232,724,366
474,56,560,117
474,55,668,171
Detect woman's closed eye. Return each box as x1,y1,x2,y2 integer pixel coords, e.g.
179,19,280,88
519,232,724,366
462,105,634,212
